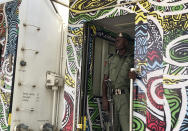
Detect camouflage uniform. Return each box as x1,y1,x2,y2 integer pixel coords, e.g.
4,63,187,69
104,53,133,131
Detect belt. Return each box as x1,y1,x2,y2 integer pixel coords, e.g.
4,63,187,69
112,89,126,95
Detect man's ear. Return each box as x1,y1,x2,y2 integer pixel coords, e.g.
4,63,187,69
124,38,128,45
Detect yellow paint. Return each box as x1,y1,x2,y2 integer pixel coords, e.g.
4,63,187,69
90,25,96,35
136,60,147,66
0,79,4,87
135,12,147,24
184,20,188,29
148,11,163,26
8,114,11,125
77,124,82,129
71,27,83,36
70,0,116,13
163,77,182,85
65,68,75,88
84,116,87,131
65,73,75,88
139,0,151,11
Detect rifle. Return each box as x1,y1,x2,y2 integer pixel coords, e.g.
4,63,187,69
104,79,114,131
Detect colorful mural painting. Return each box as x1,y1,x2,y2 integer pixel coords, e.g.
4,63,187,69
62,0,188,130
0,0,21,130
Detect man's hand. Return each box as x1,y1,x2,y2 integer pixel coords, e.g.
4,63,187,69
129,71,136,80
102,97,109,111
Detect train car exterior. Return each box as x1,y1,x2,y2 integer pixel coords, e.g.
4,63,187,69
62,0,188,131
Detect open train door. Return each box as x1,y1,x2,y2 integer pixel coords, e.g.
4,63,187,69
78,14,136,131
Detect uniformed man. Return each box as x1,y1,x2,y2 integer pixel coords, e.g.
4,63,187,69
102,33,136,131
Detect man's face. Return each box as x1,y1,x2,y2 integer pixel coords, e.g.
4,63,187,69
115,37,128,50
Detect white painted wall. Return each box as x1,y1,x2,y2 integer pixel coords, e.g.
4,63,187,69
55,0,69,26
10,0,65,130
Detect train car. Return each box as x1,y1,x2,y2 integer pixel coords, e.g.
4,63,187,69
0,0,187,131
63,0,188,131
0,0,68,130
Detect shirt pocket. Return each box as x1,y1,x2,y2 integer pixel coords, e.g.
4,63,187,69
118,62,129,80
109,61,118,82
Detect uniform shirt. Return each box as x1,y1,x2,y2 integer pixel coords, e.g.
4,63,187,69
104,53,133,90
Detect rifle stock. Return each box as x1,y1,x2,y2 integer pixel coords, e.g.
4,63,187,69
104,79,114,131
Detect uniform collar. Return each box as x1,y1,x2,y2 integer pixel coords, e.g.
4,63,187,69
116,50,128,57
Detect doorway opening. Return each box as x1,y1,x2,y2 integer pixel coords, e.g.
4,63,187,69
80,14,135,131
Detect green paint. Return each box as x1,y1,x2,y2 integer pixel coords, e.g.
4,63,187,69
133,116,145,131
164,89,181,128
156,6,165,11
171,5,184,11
69,8,114,24
167,65,184,75
91,110,99,122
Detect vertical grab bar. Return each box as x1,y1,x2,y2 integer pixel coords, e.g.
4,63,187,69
129,68,135,131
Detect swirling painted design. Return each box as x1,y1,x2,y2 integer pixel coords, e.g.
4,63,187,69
153,4,188,15
147,76,163,110
67,40,78,75
131,0,151,13
5,1,20,58
65,67,75,88
147,50,163,71
164,36,188,67
0,4,6,41
147,18,163,71
163,78,186,85
163,13,188,76
68,26,83,36
163,14,188,35
147,18,162,49
135,24,148,78
135,24,148,60
133,15,148,130
164,89,182,129
170,39,188,63
146,111,165,131
64,0,188,130
61,91,74,131
70,0,116,13
180,87,188,131
133,116,145,131
133,79,147,131
148,0,188,7
146,69,165,130
73,70,81,131
164,63,186,76
133,85,146,115
1,58,13,88
135,13,147,24
69,8,115,24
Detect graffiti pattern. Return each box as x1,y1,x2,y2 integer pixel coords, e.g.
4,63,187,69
0,0,21,130
61,91,74,131
62,0,188,130
163,12,188,130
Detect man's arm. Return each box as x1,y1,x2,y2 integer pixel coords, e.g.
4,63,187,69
102,74,109,111
102,75,108,99
128,55,136,80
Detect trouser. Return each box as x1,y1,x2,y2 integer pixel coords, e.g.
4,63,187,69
113,94,130,131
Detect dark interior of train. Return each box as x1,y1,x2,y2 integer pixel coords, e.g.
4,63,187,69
80,14,135,131
92,14,135,97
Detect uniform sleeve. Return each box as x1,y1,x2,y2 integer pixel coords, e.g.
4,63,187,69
127,55,134,69
130,55,134,68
